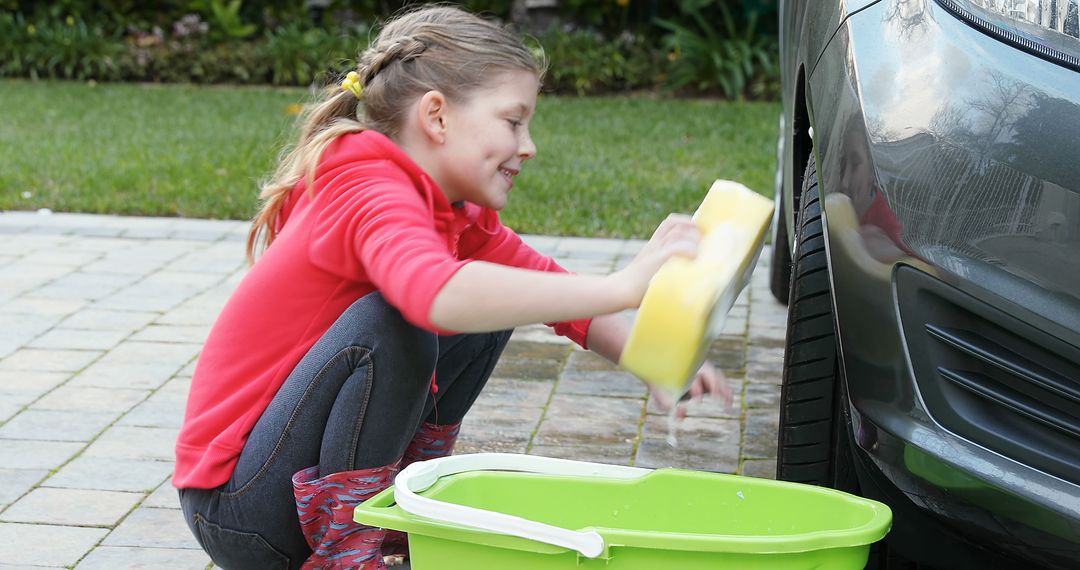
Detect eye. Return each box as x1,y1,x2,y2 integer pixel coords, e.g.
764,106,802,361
506,118,522,129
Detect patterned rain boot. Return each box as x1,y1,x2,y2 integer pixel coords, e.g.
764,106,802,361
382,422,462,562
292,460,400,570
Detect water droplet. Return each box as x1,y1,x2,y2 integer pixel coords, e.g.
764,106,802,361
666,406,679,447
661,387,685,448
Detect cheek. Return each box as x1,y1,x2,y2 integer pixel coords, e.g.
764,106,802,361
479,143,510,167
497,133,519,157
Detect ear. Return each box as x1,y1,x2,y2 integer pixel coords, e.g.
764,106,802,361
416,90,448,145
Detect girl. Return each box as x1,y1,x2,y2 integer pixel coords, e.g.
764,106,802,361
175,6,730,570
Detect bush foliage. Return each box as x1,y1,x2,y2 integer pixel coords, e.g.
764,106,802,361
0,0,778,98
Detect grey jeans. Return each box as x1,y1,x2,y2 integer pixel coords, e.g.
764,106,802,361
179,292,511,570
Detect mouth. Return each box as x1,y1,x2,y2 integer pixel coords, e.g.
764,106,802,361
498,167,519,186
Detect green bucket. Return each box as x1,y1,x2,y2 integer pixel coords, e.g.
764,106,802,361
355,454,891,570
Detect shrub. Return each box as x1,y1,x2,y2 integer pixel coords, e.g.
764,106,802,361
0,12,29,77
536,25,659,95
193,40,270,84
204,0,257,39
656,0,778,99
264,22,362,86
0,13,125,80
121,15,210,83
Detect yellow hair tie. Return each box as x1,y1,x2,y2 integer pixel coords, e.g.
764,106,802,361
341,71,363,99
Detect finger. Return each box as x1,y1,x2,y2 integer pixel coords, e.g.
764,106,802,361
654,213,694,238
688,378,705,399
698,363,732,405
710,377,729,405
661,225,700,248
651,389,673,411
716,382,733,407
652,215,678,237
712,370,734,407
663,238,699,260
663,213,693,227
664,222,700,239
703,366,723,396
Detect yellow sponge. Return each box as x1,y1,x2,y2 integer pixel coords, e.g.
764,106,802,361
619,180,774,393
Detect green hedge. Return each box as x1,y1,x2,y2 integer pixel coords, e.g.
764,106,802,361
0,11,362,86
0,1,779,99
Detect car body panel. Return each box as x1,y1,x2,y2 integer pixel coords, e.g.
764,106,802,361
780,0,1080,566
776,1,885,250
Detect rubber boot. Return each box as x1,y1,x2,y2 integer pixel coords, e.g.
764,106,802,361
382,422,462,561
292,460,400,570
403,422,462,465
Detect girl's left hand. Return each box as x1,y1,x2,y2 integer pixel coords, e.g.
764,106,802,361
649,361,733,419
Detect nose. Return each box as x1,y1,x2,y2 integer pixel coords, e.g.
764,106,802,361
519,129,537,161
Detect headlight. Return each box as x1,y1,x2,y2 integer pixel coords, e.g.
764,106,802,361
937,0,1080,69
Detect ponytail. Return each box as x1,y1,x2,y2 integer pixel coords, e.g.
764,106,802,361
246,90,364,263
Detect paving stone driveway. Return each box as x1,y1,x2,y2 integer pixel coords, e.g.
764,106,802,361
0,211,787,569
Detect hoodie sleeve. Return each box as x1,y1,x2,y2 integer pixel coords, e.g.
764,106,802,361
458,209,593,349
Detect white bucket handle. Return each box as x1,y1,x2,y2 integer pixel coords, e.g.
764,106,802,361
393,452,651,558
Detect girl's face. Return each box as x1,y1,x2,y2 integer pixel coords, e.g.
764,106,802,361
436,70,539,210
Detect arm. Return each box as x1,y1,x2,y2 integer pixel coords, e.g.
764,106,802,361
430,213,701,332
429,262,633,332
584,312,734,417
584,312,632,363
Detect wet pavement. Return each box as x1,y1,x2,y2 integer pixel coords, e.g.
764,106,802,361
0,211,787,569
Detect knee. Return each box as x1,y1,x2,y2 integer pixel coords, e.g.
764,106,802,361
340,292,438,378
396,320,439,377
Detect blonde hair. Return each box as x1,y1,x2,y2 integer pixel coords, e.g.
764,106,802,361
247,5,546,262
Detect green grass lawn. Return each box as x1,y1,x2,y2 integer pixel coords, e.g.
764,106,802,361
0,80,778,238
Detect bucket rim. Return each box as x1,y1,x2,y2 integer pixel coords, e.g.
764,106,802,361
356,467,892,556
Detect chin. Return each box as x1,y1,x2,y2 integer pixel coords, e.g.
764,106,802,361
482,191,509,211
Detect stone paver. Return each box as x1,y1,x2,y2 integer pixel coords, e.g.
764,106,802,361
0,370,70,401
0,409,117,442
46,456,174,492
0,523,108,567
74,547,210,570
0,212,787,568
142,481,181,510
32,385,150,414
0,348,103,373
0,487,142,526
101,507,202,550
535,394,644,446
0,469,48,505
0,440,83,470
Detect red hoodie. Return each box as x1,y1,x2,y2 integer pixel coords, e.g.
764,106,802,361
174,130,591,489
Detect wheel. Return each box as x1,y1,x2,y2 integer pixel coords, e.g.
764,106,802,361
768,191,792,305
775,157,855,489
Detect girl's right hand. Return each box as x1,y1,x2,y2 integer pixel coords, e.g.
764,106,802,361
611,213,700,309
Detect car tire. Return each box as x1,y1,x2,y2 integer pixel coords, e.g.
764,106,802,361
768,192,792,305
775,157,856,489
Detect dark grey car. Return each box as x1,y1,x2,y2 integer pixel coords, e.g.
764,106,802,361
771,1,1079,568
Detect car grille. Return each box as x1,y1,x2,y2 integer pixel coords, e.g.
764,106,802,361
896,266,1080,484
